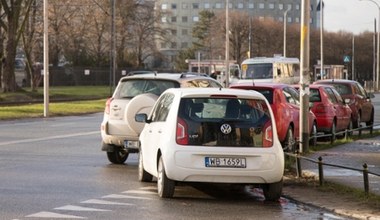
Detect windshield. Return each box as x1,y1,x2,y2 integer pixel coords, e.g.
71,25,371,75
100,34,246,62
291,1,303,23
243,63,273,79
177,98,272,147
115,79,179,98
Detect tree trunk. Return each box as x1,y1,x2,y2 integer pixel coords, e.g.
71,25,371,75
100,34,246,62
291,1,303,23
3,20,18,92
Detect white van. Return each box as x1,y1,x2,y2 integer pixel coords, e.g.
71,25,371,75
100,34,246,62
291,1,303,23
236,56,300,85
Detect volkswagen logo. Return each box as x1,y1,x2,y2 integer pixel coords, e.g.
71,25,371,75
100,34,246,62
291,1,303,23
220,124,232,134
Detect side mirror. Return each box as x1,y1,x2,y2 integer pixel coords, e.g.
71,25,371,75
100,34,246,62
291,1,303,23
135,113,150,123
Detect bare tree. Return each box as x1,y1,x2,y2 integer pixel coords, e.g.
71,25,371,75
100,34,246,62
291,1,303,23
0,0,33,92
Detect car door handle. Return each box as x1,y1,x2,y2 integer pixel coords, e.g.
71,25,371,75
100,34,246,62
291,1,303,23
112,106,121,110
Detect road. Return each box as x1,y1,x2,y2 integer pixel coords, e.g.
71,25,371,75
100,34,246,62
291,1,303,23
0,113,349,220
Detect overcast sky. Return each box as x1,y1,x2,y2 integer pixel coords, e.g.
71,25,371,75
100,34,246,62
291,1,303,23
323,0,379,34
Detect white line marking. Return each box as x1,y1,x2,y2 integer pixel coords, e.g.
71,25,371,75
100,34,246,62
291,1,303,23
26,211,86,219
0,131,98,146
102,194,154,200
122,190,156,195
81,199,134,206
54,205,111,212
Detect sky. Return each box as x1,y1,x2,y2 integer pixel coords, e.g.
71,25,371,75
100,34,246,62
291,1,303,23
324,0,380,34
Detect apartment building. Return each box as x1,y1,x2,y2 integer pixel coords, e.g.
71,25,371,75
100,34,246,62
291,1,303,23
154,0,320,69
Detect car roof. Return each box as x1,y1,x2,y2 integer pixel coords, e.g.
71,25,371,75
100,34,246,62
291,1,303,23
163,87,267,100
230,82,290,89
119,72,221,84
314,79,357,85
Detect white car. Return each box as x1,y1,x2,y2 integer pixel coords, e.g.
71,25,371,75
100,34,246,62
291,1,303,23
136,88,285,201
100,73,222,164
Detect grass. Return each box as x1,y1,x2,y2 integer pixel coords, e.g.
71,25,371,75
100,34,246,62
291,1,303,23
0,86,109,120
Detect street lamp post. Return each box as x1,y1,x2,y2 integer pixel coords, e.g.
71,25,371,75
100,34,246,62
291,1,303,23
360,0,380,91
283,8,290,57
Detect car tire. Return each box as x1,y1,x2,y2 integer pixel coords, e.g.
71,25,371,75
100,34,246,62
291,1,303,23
106,148,128,164
309,122,317,147
262,179,283,202
331,121,336,142
283,127,296,152
366,109,374,127
157,156,175,198
126,93,159,135
138,149,153,182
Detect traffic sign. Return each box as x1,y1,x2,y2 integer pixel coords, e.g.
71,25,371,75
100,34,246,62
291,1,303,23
343,55,350,63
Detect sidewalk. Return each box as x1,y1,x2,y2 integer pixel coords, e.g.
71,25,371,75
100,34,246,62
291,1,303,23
283,135,380,219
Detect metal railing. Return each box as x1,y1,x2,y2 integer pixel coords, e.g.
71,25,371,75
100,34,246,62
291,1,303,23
286,123,380,197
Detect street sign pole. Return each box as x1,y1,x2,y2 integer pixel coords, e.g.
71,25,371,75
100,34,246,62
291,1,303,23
299,0,311,153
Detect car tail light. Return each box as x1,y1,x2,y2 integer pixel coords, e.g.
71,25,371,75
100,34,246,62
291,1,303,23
314,103,327,113
263,121,273,148
105,98,113,115
176,117,188,145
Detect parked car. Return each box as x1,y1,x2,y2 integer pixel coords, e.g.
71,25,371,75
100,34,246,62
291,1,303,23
314,79,374,128
100,73,223,164
135,88,284,201
230,83,317,152
300,84,353,140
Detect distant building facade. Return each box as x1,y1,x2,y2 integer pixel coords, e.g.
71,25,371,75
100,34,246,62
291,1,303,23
154,0,320,69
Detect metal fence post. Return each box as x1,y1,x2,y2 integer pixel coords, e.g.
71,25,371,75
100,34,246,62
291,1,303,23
363,163,369,197
296,151,302,178
318,156,324,186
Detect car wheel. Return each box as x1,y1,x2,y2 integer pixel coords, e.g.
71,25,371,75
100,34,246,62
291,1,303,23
106,148,128,164
347,119,353,137
331,121,336,142
138,148,153,182
262,179,283,202
355,113,361,129
366,110,374,127
283,127,296,152
157,156,175,198
309,122,317,146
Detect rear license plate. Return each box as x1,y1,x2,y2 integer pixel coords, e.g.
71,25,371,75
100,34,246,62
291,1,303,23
205,157,246,168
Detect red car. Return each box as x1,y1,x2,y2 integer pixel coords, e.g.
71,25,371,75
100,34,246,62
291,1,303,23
314,79,374,128
230,83,317,152
300,84,352,138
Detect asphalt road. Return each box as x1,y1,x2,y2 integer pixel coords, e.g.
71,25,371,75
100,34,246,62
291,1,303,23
0,113,348,220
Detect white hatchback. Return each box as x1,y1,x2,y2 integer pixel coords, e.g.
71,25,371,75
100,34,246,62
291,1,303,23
136,88,285,201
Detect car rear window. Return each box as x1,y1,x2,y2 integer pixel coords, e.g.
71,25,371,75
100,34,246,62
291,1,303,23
177,98,273,147
115,79,179,98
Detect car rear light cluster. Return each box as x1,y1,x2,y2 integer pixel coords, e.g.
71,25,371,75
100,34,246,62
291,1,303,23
176,117,188,145
105,98,113,115
263,121,273,148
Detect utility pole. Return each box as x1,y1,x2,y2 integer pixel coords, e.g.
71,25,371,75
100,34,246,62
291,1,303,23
225,0,230,87
320,0,324,79
299,0,310,153
43,0,49,117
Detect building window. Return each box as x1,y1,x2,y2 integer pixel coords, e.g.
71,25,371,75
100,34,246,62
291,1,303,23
287,17,292,23
295,17,300,23
171,3,177,9
181,42,188,48
182,16,188,22
192,3,199,9
161,17,167,23
287,4,292,10
182,29,188,35
182,3,188,9
171,16,177,22
248,3,254,9
204,3,210,9
171,29,177,36
259,3,265,9
228,2,233,9
171,42,177,49
296,4,300,10
279,3,283,10
215,3,222,9
238,3,244,9
161,3,168,10
269,3,275,9
193,16,199,22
